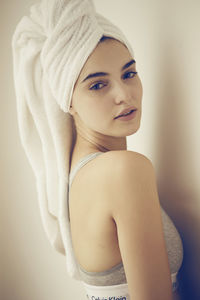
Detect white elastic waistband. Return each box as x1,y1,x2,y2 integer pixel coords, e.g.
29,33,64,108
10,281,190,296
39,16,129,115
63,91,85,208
82,282,130,300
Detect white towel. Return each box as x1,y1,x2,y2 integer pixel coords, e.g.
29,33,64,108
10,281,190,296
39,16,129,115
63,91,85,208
11,0,135,280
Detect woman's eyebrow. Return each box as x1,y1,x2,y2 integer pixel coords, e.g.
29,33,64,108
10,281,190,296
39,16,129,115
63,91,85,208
81,59,136,83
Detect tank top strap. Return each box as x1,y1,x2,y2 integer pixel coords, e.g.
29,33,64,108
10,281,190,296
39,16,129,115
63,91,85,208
69,152,104,188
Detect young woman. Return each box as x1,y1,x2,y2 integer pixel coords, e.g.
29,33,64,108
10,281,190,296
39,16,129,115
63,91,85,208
12,0,183,299
68,36,183,300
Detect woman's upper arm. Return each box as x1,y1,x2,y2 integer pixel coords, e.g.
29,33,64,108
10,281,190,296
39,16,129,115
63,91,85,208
107,152,173,300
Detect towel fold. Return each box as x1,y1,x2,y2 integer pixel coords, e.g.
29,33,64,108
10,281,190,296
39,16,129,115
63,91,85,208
11,0,135,280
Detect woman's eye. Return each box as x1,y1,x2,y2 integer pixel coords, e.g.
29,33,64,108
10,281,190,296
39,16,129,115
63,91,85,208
89,82,106,91
123,71,138,79
89,71,138,91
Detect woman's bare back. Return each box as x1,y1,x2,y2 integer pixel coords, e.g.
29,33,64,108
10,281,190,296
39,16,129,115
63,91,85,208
69,150,124,272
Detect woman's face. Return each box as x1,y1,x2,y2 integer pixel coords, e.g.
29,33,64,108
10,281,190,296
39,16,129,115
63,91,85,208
70,38,143,138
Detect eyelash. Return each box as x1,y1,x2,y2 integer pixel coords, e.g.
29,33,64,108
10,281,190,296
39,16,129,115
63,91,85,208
89,71,138,91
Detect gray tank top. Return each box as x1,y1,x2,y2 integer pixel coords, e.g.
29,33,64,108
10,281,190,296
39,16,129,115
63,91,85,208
68,152,184,288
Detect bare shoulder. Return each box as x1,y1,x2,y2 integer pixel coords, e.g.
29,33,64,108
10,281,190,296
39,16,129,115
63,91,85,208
101,149,153,166
100,150,157,212
98,149,153,166
99,149,155,182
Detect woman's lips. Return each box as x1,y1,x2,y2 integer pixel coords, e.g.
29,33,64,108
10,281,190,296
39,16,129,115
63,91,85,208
115,106,137,119
115,109,137,121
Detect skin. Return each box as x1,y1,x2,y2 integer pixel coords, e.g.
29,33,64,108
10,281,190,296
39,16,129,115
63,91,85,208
69,38,143,161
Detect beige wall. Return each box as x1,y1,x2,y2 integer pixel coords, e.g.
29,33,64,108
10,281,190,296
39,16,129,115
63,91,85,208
1,0,200,299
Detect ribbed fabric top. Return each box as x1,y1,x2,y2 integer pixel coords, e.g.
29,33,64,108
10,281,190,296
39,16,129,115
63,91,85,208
68,152,184,292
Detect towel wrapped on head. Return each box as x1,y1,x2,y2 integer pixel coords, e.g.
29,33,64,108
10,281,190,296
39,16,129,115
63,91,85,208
11,0,135,280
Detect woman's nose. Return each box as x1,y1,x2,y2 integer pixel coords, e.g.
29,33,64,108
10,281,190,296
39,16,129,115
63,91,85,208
113,81,132,104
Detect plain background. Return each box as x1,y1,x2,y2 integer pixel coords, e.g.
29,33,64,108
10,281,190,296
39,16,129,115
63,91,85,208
1,0,200,299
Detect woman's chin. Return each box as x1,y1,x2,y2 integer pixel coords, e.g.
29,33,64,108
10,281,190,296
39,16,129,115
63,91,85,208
121,122,141,137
